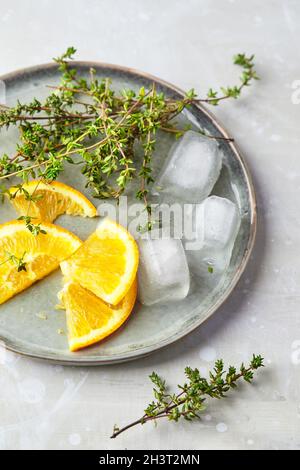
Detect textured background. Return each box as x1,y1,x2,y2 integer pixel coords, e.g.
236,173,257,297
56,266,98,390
0,0,300,450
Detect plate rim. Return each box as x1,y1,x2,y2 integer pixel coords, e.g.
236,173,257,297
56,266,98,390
0,61,257,365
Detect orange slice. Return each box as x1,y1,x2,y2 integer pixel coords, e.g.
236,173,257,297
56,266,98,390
60,218,139,305
58,279,137,351
0,220,82,304
7,180,97,223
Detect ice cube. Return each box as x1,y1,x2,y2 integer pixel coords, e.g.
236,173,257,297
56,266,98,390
185,196,240,275
153,130,222,203
137,236,190,306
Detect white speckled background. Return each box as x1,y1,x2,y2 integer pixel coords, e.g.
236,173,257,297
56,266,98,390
0,0,300,450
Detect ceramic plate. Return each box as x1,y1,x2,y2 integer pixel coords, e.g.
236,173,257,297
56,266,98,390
0,62,256,365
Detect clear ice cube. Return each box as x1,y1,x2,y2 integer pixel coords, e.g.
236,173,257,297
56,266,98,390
137,236,190,306
153,130,222,203
185,196,240,275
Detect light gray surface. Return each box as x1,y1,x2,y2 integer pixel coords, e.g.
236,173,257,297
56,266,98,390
0,0,299,450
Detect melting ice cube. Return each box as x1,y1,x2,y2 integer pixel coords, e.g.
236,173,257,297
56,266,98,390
185,196,240,275
137,236,190,306
153,130,222,203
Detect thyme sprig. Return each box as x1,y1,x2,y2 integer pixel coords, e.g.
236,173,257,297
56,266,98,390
6,180,48,236
201,53,259,105
111,354,264,439
0,49,258,220
17,215,47,236
0,251,27,272
5,183,43,202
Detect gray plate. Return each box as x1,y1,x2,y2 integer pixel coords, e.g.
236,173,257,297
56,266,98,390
0,62,256,365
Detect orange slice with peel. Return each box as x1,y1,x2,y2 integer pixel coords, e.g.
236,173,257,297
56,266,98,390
0,220,82,305
60,218,139,305
58,279,137,351
7,180,97,223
